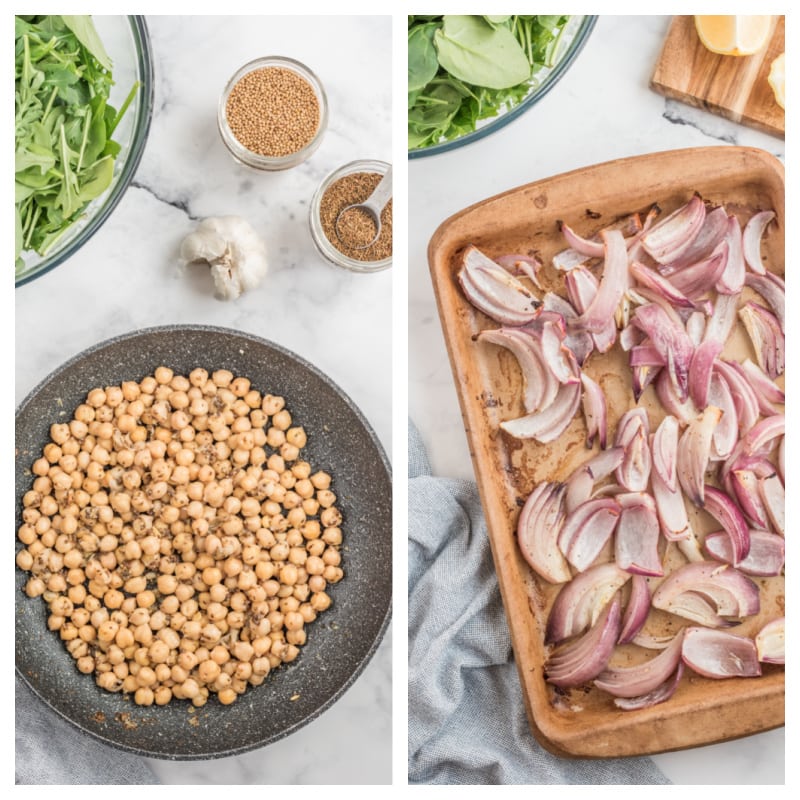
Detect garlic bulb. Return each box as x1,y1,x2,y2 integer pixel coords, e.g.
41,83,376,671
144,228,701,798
180,216,268,300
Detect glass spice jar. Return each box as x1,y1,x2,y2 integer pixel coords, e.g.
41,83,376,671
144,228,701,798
309,160,392,273
217,55,328,171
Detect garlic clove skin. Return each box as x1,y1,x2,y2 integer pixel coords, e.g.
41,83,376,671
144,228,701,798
180,215,268,301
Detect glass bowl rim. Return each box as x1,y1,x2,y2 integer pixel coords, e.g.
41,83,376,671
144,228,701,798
15,15,155,288
217,54,329,170
309,158,393,274
408,15,598,160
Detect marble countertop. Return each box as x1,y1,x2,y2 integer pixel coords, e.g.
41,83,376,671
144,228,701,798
16,15,392,785
409,14,784,785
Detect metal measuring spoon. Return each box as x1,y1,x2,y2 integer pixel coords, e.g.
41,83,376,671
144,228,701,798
335,166,392,250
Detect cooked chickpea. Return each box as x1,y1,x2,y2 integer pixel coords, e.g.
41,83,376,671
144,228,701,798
17,368,345,708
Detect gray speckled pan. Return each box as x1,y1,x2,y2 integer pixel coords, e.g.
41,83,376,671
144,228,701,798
15,325,392,760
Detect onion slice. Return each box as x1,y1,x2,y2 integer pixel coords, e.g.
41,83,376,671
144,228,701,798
559,221,604,258
755,617,785,664
615,492,663,576
682,627,761,679
668,242,727,299
565,266,617,353
571,229,627,334
595,629,685,697
742,210,775,276
546,597,621,688
745,272,784,333
516,482,570,584
688,340,723,409
614,409,651,492
713,360,760,434
715,215,746,295
729,469,769,529
704,530,785,577
759,473,784,537
738,301,785,379
565,447,624,514
614,662,685,711
676,406,722,507
652,415,679,491
500,380,581,443
640,194,705,264
707,372,738,460
546,562,630,644
558,497,620,572
495,253,543,288
618,574,651,645
736,359,785,414
458,245,540,325
703,485,751,565
580,373,607,449
667,205,728,270
652,561,759,626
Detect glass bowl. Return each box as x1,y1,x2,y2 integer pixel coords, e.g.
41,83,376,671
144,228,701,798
309,159,392,273
408,15,597,159
15,15,154,288
217,56,328,171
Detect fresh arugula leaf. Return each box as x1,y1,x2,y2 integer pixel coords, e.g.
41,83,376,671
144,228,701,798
14,14,138,264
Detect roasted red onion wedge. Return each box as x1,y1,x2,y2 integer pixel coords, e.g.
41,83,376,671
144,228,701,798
736,359,785,414
477,329,558,414
759,473,784,537
755,617,785,664
618,574,651,644
501,380,581,443
722,414,785,480
688,340,723,409
704,530,785,577
495,253,543,288
655,368,699,425
615,492,663,576
682,627,761,679
713,360,760,434
595,628,685,697
565,266,617,353
546,563,630,644
738,301,785,379
559,220,604,257
580,373,607,449
558,497,620,572
458,245,540,325
668,205,728,270
614,409,651,492
546,597,621,688
571,229,627,334
703,485,751,564
742,210,775,276
652,415,679,491
614,662,685,711
517,482,570,584
668,242,727,299
652,561,759,625
702,292,739,348
630,260,703,311
729,469,769,529
745,272,784,333
715,215,746,295
640,194,705,264
565,447,625,513
707,373,738,460
676,406,722,507
633,303,694,401
543,293,594,366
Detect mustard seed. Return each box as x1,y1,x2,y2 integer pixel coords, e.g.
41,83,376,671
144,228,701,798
225,66,320,158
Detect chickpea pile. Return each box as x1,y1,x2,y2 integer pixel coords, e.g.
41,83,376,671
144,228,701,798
16,367,345,708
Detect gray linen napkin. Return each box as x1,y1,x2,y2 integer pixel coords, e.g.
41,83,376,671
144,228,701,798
15,675,159,785
408,420,670,785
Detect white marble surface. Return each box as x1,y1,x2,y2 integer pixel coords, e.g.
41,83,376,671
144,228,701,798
409,15,785,785
16,15,392,785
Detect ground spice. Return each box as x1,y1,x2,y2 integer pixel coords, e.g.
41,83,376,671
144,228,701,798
225,67,320,157
320,172,392,262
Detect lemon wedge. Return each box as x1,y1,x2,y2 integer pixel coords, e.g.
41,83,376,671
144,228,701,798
694,15,773,56
768,53,785,109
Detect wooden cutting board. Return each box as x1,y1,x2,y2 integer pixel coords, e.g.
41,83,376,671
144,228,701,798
651,15,784,138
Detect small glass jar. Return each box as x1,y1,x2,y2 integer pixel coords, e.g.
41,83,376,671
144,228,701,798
218,55,328,171
309,159,392,273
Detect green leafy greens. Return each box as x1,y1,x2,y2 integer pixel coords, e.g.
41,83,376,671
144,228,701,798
408,14,571,150
14,15,139,271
